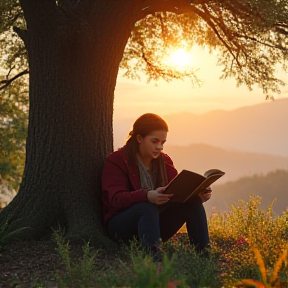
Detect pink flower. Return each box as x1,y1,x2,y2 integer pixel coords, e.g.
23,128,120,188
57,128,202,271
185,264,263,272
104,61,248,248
237,236,248,246
167,280,178,288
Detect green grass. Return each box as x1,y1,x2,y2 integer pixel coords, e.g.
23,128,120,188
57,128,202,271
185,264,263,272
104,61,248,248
0,214,32,248
53,228,99,288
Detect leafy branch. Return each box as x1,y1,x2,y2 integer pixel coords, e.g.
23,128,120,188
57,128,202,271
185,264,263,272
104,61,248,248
0,69,29,91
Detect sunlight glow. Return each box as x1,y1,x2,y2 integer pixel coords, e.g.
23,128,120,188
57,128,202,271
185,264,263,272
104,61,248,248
170,48,193,67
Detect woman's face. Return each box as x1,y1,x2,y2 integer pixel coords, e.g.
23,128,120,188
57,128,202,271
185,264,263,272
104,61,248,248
137,130,167,162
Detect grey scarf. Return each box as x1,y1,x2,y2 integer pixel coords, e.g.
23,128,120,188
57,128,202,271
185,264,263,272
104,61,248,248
137,155,155,190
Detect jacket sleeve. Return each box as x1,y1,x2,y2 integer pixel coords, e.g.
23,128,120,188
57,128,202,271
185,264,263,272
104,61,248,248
102,154,148,213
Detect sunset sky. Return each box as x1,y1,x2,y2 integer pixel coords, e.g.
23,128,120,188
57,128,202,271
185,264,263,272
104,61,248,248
114,46,288,120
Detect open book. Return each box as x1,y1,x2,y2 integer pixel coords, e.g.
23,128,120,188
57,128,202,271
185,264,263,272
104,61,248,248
163,169,225,203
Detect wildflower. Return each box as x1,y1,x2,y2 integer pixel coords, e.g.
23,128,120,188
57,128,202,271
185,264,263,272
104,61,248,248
237,236,248,246
167,280,178,288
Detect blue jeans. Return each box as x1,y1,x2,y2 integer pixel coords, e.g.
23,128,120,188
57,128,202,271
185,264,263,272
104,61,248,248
107,197,209,252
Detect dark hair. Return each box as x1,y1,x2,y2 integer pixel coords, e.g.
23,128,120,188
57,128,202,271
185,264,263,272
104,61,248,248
125,113,169,162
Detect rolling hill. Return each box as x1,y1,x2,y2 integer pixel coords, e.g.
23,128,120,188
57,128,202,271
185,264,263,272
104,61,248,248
113,97,288,157
204,169,288,215
163,143,288,183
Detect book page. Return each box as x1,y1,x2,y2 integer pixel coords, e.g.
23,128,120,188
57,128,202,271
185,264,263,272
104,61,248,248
204,169,225,178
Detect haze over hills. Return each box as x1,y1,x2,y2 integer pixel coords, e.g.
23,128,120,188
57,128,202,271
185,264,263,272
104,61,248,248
113,97,288,157
163,144,288,183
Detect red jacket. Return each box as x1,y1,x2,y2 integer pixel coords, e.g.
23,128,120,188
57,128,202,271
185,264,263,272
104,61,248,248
101,147,178,225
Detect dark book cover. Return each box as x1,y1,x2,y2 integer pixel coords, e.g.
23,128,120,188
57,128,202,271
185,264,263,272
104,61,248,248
163,169,225,203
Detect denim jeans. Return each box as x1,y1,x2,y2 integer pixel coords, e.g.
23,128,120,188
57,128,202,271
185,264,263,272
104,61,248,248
107,196,209,252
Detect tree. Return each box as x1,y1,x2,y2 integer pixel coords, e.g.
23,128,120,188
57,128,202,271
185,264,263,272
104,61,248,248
0,0,288,245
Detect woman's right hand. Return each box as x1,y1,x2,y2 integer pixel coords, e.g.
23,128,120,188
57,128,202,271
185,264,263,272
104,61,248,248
147,187,173,205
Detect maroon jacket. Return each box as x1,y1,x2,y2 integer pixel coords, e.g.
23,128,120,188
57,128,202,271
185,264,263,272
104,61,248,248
101,148,178,225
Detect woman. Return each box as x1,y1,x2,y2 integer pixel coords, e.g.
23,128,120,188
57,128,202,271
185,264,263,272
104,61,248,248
102,113,211,258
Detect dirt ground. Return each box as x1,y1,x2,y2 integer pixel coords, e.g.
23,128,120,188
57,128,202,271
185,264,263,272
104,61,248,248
0,240,117,288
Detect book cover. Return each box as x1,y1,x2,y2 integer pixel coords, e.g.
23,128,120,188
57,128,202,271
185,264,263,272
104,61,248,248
163,169,225,203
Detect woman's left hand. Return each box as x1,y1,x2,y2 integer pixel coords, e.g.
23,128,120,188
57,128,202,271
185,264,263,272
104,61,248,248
199,187,212,203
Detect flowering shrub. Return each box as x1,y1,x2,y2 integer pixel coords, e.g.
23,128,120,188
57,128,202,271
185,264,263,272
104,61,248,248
209,196,288,287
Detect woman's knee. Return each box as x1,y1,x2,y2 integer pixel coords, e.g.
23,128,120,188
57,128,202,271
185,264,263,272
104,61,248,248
185,197,204,209
136,202,159,217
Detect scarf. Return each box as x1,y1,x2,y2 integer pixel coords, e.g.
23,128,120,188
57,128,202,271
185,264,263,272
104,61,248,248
137,153,168,189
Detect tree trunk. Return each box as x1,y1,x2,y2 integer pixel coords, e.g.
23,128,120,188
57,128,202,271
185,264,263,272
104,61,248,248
0,1,140,246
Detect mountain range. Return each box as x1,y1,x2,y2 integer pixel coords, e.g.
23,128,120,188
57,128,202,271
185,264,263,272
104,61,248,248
113,97,288,157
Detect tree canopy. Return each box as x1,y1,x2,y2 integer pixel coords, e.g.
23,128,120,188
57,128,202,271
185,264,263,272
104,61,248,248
1,0,288,93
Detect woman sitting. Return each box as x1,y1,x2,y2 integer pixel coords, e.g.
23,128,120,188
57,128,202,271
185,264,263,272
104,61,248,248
101,113,211,259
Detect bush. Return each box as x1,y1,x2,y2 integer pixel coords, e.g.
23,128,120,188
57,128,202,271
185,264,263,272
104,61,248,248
209,196,288,286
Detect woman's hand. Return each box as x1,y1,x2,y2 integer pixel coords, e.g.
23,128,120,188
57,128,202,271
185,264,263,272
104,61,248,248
199,187,212,203
147,186,173,205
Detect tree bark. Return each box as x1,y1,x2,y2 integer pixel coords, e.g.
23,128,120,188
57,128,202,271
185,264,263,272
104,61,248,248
0,1,141,246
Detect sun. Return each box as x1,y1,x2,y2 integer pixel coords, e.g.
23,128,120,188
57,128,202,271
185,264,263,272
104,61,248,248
170,48,193,67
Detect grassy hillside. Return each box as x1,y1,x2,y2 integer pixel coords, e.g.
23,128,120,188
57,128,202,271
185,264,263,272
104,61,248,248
205,169,288,215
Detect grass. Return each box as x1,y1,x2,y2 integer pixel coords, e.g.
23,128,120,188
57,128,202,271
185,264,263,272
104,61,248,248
1,196,288,287
0,214,32,248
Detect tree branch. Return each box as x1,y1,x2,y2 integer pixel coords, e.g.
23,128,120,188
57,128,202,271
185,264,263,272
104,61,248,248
0,69,29,91
274,22,288,36
138,0,195,20
7,66,16,79
139,46,201,85
19,0,60,28
142,0,206,9
13,26,28,45
234,32,286,51
192,4,242,68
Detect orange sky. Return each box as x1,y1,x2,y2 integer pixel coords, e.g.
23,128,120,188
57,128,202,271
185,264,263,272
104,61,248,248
114,47,288,120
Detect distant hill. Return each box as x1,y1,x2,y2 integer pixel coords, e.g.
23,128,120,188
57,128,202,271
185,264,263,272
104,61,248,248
163,143,288,183
204,169,288,215
113,98,288,157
